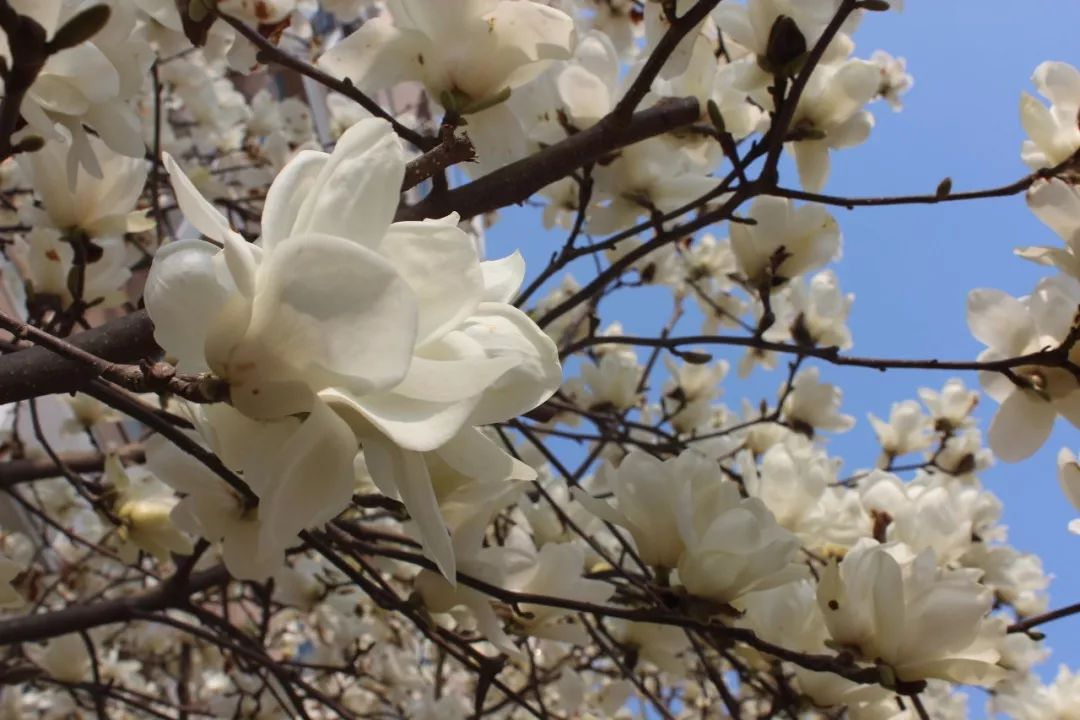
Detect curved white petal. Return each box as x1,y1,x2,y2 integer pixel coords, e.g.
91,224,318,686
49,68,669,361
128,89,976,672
480,251,526,303
363,435,455,580
144,240,231,372
988,389,1056,463
260,149,329,251
382,216,485,345
462,303,562,425
290,118,406,247
235,233,419,402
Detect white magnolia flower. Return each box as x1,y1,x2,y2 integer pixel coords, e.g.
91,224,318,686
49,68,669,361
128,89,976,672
786,57,879,192
13,130,151,310
319,0,575,170
676,467,804,605
785,269,853,348
105,454,193,563
742,434,837,538
4,0,154,178
579,349,643,411
147,401,357,580
1020,61,1080,169
1016,177,1080,279
918,378,979,432
712,0,851,91
857,472,975,563
818,539,1003,685
27,634,91,683
1056,447,1080,534
661,356,729,433
574,450,709,569
729,196,841,290
868,400,932,462
967,277,1080,462
782,366,854,435
740,579,893,712
587,136,718,236
147,120,420,418
870,49,913,111
17,130,152,238
504,541,613,643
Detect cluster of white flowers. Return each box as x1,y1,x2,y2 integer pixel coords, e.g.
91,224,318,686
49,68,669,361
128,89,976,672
0,0,1078,718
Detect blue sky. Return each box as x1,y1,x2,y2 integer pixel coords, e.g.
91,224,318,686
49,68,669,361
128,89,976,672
488,0,1080,704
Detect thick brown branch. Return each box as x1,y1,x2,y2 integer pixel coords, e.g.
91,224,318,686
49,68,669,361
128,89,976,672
0,311,228,404
0,565,228,646
0,311,159,405
0,444,144,487
398,96,702,221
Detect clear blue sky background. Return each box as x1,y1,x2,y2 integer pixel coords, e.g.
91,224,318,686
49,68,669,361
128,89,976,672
488,0,1080,709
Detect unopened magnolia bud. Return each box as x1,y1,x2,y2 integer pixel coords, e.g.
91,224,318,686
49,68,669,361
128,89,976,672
47,5,111,53
763,15,806,76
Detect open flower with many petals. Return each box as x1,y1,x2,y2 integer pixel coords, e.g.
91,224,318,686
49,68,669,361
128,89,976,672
967,276,1080,462
318,0,575,171
729,196,841,291
4,0,154,178
104,455,193,563
147,118,560,580
574,450,712,570
785,57,879,191
1016,177,1080,279
675,464,804,606
146,401,357,581
1020,61,1080,170
817,539,1003,685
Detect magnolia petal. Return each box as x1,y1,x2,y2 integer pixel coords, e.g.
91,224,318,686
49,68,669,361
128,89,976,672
144,240,230,372
163,153,235,245
363,435,455,581
242,233,418,398
436,426,536,483
330,388,479,453
393,331,517,403
480,251,526,304
290,118,406,246
382,217,485,344
260,149,329,250
966,288,1035,355
257,400,357,561
462,303,562,425
1027,177,1080,255
1058,448,1080,511
317,16,428,96
792,140,831,194
988,389,1056,463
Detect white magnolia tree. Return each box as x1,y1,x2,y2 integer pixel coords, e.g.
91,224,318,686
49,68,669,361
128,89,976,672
0,0,1075,717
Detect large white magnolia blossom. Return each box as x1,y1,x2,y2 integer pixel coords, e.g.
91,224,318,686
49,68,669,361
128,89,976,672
319,0,576,171
13,130,151,310
2,0,153,178
818,539,1003,685
2,0,1080,716
730,195,842,290
145,118,561,579
1020,60,1080,169
967,276,1080,462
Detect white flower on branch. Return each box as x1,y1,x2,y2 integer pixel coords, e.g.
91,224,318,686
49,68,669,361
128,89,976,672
1021,61,1080,170
818,539,1004,685
967,276,1080,462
